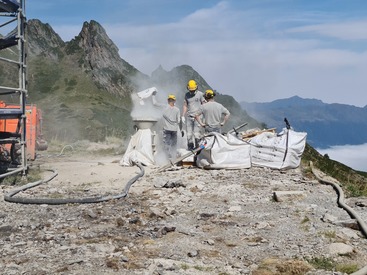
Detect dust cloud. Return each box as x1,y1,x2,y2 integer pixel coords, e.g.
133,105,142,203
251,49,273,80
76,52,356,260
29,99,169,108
129,83,187,165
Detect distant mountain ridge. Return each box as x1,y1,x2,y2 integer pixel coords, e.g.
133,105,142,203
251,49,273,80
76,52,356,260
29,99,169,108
241,96,367,148
260,96,325,108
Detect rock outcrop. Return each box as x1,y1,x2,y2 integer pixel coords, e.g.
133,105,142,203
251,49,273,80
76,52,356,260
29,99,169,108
27,19,65,60
66,20,148,97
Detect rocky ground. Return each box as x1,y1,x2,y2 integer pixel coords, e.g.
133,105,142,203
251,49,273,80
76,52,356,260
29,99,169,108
1,150,367,275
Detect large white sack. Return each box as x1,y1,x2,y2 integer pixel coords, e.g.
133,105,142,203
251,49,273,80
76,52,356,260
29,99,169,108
249,129,307,169
120,129,155,166
196,132,251,169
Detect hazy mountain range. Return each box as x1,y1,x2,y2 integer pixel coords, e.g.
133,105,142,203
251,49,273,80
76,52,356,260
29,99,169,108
241,96,367,149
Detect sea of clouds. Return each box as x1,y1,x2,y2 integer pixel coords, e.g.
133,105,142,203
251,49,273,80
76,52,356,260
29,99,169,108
316,143,367,172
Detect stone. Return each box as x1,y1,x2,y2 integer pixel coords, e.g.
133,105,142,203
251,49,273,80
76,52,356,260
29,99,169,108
328,243,354,255
273,190,305,202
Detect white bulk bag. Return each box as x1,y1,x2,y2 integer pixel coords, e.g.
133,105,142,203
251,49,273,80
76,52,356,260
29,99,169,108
249,129,307,169
196,132,251,169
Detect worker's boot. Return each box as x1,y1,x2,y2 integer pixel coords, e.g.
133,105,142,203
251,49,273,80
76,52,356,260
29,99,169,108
188,142,194,151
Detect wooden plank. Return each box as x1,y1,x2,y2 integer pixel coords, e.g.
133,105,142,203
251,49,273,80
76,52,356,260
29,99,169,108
241,128,276,140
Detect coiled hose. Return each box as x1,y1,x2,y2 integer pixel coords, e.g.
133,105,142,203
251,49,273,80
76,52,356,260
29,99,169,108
310,162,367,275
4,162,144,205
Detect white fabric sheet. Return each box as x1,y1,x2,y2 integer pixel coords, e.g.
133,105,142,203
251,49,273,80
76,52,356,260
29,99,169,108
120,129,155,166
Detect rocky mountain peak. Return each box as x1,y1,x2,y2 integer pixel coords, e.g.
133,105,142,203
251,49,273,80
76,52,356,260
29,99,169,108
151,64,166,75
27,19,65,60
67,20,146,97
151,64,211,93
172,65,210,87
78,20,119,58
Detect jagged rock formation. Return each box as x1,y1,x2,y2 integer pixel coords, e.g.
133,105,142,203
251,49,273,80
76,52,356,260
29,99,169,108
65,20,148,97
28,19,147,98
150,64,262,131
151,64,211,91
24,19,151,141
27,19,65,60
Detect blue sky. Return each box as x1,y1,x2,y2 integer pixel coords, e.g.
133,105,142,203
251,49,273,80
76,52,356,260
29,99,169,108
25,0,367,107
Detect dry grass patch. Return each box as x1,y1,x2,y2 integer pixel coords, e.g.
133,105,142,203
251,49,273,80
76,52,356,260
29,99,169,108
253,258,312,275
200,249,221,258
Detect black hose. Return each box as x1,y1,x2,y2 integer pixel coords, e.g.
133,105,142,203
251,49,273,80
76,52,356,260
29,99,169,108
4,162,144,205
310,161,367,275
310,161,367,237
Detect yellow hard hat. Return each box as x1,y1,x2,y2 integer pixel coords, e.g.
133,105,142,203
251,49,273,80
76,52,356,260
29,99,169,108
167,94,176,100
205,89,215,98
187,80,198,91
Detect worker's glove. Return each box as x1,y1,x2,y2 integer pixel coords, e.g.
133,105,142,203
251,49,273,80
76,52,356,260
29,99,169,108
220,122,225,126
181,116,186,124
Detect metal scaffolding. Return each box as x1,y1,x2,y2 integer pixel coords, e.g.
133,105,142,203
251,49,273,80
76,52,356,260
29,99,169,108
0,0,27,175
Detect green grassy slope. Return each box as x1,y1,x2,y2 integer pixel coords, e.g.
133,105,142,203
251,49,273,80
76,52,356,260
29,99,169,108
27,56,134,142
302,144,367,197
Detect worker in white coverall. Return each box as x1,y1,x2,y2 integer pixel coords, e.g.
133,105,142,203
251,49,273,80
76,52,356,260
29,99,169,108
182,80,206,150
195,89,230,134
162,94,181,159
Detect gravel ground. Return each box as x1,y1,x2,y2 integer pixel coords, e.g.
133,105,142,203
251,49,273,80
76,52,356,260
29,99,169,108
1,154,367,275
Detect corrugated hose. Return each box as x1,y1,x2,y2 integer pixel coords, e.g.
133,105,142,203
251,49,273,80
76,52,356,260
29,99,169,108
310,161,367,275
3,162,144,205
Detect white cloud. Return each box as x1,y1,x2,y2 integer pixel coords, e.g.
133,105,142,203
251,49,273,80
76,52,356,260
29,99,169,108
317,144,367,172
103,2,367,107
287,20,367,40
280,49,367,67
